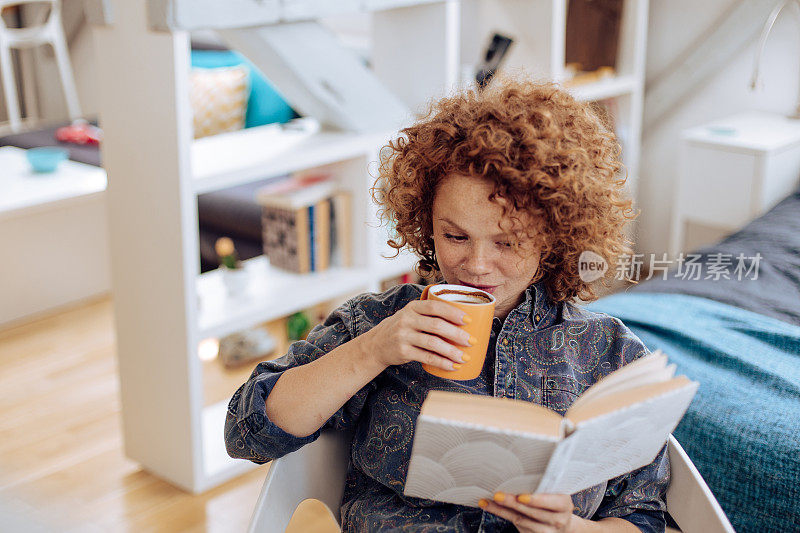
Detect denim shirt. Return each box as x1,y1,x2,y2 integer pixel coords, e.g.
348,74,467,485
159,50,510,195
225,282,668,533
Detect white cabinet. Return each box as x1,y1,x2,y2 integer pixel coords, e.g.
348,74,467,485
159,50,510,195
0,147,109,327
670,112,800,256
90,0,649,493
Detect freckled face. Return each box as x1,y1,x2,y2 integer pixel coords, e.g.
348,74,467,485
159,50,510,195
431,174,542,320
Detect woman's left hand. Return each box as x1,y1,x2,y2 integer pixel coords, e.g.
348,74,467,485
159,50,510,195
479,492,578,533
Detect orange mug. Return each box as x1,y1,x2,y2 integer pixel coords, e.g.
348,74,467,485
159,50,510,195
419,284,496,380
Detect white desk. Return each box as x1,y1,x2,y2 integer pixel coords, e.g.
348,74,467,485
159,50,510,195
0,146,110,326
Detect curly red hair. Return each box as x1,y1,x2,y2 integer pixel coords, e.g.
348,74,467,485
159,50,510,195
372,77,636,303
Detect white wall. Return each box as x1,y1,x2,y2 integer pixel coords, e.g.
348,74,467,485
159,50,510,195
638,0,800,255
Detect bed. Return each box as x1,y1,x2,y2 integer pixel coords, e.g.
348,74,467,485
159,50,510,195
586,186,800,533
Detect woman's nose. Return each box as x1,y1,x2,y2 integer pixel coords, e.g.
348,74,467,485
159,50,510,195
461,243,496,276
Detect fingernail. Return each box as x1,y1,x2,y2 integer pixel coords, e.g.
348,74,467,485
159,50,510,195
493,491,505,503
469,336,477,346
516,494,531,504
462,315,472,324
452,363,462,369
478,498,488,509
461,354,471,362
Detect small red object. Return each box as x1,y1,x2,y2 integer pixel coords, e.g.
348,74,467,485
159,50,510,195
55,119,102,145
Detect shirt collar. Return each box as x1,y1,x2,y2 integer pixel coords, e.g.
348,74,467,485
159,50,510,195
522,280,558,330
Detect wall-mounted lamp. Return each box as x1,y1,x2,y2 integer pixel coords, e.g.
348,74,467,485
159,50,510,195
751,0,800,119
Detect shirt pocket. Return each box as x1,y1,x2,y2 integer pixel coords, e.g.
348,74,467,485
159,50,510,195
542,375,586,415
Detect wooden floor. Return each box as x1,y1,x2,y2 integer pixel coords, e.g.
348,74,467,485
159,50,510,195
0,297,339,532
0,282,662,532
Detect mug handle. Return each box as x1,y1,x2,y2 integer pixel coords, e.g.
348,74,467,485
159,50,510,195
420,285,431,300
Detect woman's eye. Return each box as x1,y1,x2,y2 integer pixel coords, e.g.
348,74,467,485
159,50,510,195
498,242,512,248
444,233,467,242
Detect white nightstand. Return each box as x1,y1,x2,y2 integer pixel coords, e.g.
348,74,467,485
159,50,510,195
670,112,800,256
0,146,109,327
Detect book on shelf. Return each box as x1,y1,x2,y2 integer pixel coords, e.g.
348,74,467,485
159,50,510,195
257,175,351,273
256,174,336,211
403,350,698,507
330,190,352,268
311,198,330,272
260,206,311,273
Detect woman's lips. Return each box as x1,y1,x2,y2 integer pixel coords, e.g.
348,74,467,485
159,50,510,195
459,280,498,294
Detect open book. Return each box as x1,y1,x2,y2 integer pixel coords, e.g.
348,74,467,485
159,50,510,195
403,350,698,507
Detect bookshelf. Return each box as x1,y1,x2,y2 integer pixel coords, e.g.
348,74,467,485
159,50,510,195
89,0,648,493
89,1,418,493
455,0,649,197
191,118,390,195
375,0,648,192
197,254,416,340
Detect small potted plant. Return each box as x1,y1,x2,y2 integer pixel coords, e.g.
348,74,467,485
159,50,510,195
215,237,248,295
286,311,311,341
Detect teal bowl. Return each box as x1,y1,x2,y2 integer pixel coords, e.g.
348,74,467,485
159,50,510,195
26,147,69,173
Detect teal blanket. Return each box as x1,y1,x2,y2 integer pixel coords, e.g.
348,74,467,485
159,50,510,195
586,293,800,533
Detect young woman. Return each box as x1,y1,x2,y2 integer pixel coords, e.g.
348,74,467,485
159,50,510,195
225,78,667,533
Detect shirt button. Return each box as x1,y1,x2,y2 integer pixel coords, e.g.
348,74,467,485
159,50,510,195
502,338,509,345
534,314,541,322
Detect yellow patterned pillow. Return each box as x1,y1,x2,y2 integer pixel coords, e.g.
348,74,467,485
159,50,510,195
190,66,249,138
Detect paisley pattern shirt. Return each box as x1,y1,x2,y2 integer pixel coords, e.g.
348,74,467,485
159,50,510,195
225,282,669,532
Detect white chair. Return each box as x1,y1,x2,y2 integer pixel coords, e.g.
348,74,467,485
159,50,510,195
248,430,353,533
0,0,81,132
248,432,735,533
664,437,736,533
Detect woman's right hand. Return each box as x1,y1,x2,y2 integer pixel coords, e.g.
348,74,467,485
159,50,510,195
358,299,475,372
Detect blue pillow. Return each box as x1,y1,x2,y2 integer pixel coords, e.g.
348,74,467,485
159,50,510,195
191,49,298,128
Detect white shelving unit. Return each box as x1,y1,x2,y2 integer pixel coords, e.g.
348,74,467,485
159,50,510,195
89,0,648,493
191,118,390,194
373,0,648,195
454,0,649,197
90,1,418,493
197,253,415,341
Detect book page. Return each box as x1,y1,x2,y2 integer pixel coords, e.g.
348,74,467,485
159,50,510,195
568,364,676,413
421,390,563,438
536,435,580,493
567,376,691,424
404,414,560,507
536,382,698,494
568,351,668,413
